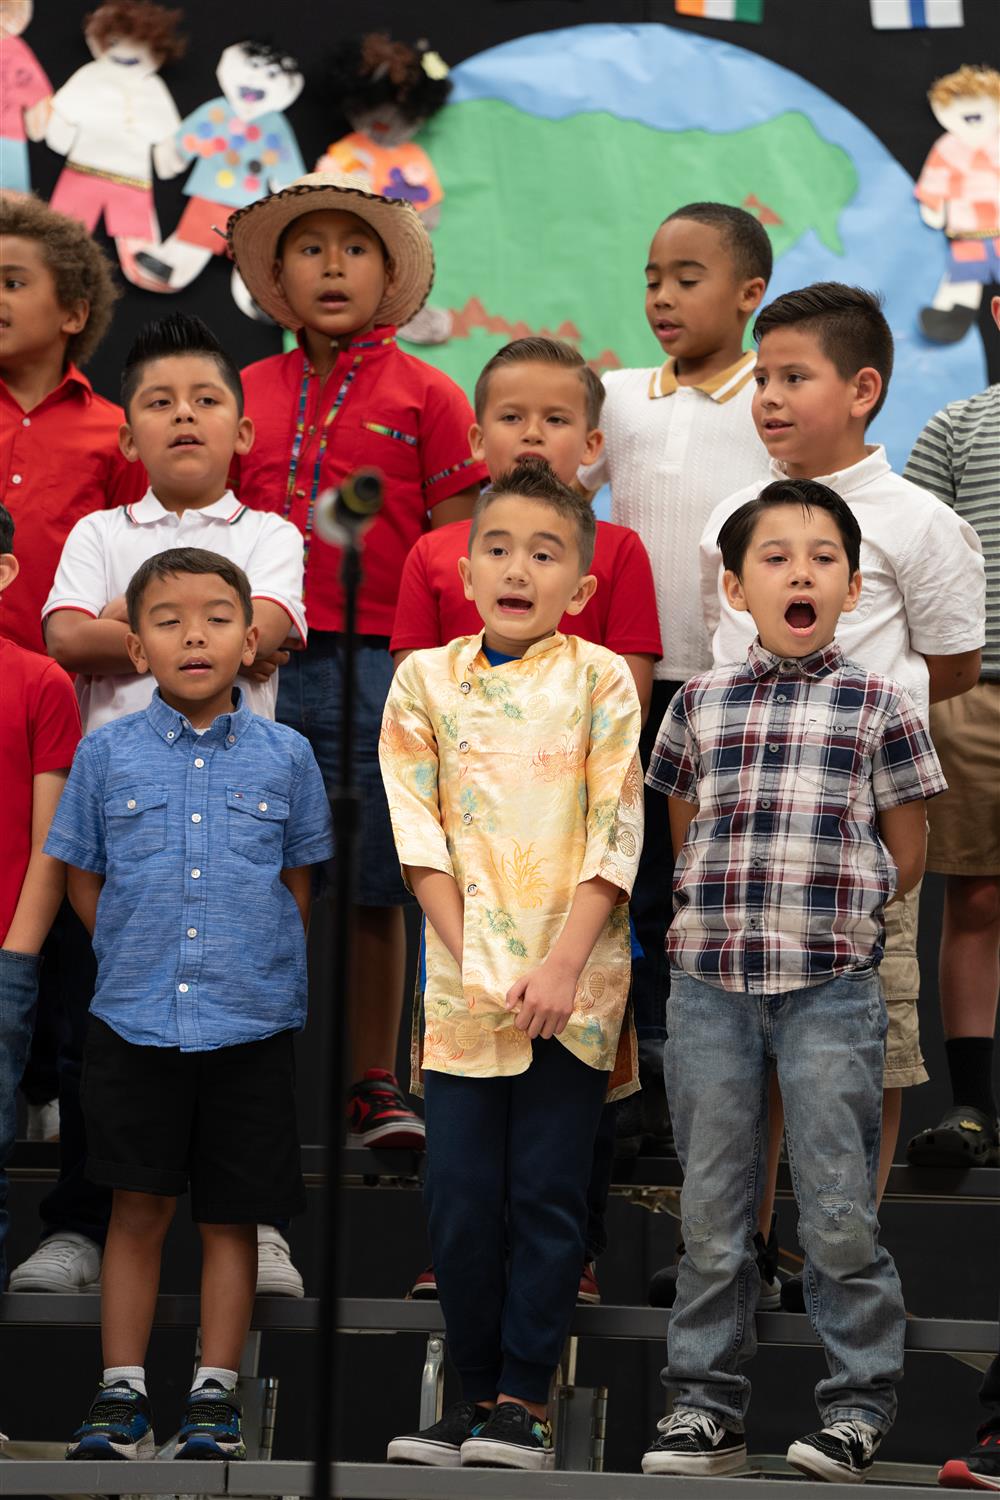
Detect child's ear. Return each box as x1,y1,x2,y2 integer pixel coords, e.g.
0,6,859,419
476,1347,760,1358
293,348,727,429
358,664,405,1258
234,415,254,457
723,568,749,614
119,422,138,463
125,630,149,676
242,623,260,666
564,573,597,616
457,555,474,602
580,428,603,468
468,423,485,463
61,298,89,339
741,277,767,314
852,367,882,423
0,553,20,593
841,570,863,615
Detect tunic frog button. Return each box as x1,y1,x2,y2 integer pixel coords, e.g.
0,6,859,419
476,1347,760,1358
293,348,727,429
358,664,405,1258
467,882,478,895
460,681,471,693
126,799,136,810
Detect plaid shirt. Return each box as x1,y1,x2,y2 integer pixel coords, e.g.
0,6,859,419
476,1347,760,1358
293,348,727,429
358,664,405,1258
647,640,947,995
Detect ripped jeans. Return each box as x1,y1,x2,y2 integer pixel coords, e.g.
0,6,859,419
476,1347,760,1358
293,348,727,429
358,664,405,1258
663,968,905,1435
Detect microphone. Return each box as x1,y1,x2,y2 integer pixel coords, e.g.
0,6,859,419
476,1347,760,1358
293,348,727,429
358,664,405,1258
314,468,384,547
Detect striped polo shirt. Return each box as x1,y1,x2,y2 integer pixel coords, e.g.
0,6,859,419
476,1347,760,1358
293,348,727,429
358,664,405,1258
904,385,999,680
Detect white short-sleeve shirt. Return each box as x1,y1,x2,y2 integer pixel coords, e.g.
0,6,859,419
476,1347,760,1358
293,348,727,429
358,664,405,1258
43,490,306,733
699,446,986,725
580,352,771,682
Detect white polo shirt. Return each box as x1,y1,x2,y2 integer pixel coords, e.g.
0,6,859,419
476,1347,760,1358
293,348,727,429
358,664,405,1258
43,489,306,733
580,351,770,682
699,446,986,725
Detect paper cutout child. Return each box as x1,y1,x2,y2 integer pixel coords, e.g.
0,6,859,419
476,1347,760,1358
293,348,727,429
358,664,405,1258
914,65,1000,344
317,33,453,344
45,0,184,275
0,0,52,196
130,40,304,318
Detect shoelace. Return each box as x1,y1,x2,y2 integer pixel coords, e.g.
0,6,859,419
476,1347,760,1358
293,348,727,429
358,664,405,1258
490,1403,548,1436
822,1419,877,1459
84,1391,139,1428
183,1394,237,1428
657,1408,727,1442
37,1241,91,1267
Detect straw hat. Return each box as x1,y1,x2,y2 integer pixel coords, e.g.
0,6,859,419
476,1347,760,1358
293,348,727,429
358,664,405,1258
227,170,435,330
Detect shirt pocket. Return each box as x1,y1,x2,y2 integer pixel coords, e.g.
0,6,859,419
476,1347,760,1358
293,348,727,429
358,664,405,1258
104,786,168,862
794,706,866,803
226,786,290,866
358,418,422,483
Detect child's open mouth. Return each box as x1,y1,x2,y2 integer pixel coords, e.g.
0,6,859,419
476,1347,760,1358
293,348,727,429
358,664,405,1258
784,599,816,633
180,659,212,674
497,597,532,614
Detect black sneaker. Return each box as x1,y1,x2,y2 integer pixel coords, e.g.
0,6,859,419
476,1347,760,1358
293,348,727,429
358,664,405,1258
787,1418,881,1482
939,1412,1000,1491
461,1401,554,1470
387,1400,491,1467
66,1382,155,1461
642,1407,747,1475
907,1106,1000,1168
347,1069,426,1149
174,1380,246,1460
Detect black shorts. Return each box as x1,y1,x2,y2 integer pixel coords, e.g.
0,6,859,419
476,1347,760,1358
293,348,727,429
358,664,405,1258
81,1017,305,1223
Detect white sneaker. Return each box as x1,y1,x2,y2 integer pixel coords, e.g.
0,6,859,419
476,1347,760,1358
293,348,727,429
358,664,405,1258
8,1233,102,1292
25,1099,60,1142
255,1225,304,1297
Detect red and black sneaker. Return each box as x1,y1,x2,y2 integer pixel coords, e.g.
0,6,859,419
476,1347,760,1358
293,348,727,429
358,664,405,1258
578,1261,601,1305
347,1069,426,1150
939,1415,1000,1491
408,1265,438,1300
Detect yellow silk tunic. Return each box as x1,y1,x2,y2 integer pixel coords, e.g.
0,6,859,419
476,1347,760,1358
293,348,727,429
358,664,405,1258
379,631,644,1080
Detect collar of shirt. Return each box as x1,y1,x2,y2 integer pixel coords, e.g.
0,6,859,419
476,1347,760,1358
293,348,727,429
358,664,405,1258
294,324,399,373
452,629,567,684
126,488,247,526
0,362,94,415
768,443,890,495
145,685,254,748
647,349,756,403
744,637,846,682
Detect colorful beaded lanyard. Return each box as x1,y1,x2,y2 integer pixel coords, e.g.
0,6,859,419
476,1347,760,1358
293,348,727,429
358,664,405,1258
283,334,395,564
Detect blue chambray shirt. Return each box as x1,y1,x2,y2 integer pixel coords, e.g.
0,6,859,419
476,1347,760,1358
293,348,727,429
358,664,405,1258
44,689,333,1052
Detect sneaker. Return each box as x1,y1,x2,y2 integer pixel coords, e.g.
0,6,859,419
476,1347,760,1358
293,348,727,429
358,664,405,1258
256,1225,304,1297
939,1413,1000,1491
907,1106,1000,1169
787,1418,881,1483
649,1224,781,1311
174,1380,246,1460
67,1382,155,1461
461,1401,554,1470
387,1400,491,1466
579,1261,601,1304
642,1407,748,1475
9,1233,102,1292
25,1099,60,1143
347,1069,426,1149
408,1264,438,1300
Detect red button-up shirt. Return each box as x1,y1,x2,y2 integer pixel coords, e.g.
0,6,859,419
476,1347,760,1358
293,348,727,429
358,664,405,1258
237,330,488,635
0,367,146,651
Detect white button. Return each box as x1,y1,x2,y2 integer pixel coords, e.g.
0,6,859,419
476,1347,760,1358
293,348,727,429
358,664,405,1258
467,882,478,895
227,735,236,744
459,740,469,752
21,417,30,427
11,474,21,484
167,731,175,739
187,927,197,938
191,868,201,878
258,801,268,811
776,694,787,703
191,812,202,823
178,982,189,993
460,681,471,693
194,757,205,768
768,743,779,753
462,812,473,824
126,798,136,810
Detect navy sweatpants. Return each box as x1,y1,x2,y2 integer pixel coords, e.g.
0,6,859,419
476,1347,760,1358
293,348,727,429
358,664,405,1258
423,1037,609,1404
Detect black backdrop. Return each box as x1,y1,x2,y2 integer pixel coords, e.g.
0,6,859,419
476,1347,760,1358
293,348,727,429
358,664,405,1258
26,0,1000,404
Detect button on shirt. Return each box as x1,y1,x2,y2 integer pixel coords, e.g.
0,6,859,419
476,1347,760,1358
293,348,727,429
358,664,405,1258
646,641,947,995
379,632,644,1080
44,690,334,1051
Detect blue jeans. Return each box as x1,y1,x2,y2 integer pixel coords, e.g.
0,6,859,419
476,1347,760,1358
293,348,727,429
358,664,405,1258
663,967,905,1435
0,949,41,1289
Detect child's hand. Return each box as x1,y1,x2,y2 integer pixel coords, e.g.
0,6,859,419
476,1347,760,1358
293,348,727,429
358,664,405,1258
505,959,579,1041
99,594,130,623
239,646,291,683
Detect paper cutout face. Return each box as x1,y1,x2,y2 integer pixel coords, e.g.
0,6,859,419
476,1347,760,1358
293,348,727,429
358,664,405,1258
931,92,1000,148
216,41,303,123
347,103,417,150
0,0,33,39
86,32,159,76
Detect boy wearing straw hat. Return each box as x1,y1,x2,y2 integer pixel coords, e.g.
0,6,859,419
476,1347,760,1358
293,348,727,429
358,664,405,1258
228,175,487,1150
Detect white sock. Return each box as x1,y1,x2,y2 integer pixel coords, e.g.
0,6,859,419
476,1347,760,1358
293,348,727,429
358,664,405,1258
192,1365,238,1392
103,1365,146,1395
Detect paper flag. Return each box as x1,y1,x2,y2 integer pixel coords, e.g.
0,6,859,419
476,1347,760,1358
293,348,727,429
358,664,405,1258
870,0,963,27
676,0,764,20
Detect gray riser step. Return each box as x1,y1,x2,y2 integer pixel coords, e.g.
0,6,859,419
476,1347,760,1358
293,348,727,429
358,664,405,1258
8,1141,997,1203
0,1460,943,1497
1,1294,995,1354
